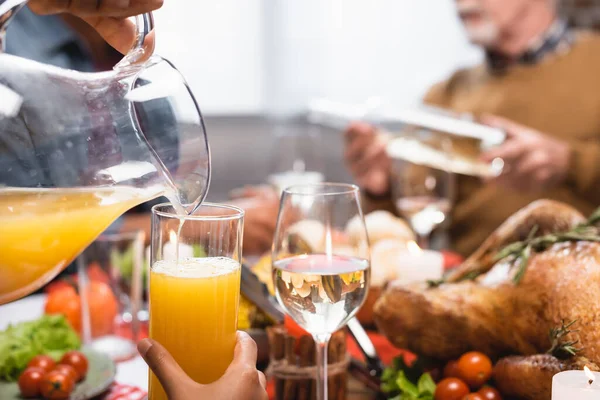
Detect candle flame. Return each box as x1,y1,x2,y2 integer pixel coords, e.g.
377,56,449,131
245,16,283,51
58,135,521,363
169,230,177,244
407,240,422,255
585,366,594,385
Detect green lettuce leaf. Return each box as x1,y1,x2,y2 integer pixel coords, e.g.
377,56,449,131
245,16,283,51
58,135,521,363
396,371,419,397
417,373,436,396
0,315,80,381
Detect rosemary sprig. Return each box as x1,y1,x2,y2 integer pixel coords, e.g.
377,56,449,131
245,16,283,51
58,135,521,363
495,207,600,284
458,270,483,282
427,270,481,288
426,278,445,288
512,244,531,284
588,207,600,226
547,319,582,359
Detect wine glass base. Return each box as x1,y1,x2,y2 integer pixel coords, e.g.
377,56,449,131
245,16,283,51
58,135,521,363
88,336,137,362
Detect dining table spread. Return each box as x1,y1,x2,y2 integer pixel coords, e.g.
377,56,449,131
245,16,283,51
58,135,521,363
0,252,462,400
0,294,397,400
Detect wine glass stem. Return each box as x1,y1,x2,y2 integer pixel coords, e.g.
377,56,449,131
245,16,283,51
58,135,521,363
77,256,92,346
417,233,430,249
314,333,331,400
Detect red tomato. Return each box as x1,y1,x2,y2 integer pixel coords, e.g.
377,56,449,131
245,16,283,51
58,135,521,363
86,262,111,284
45,281,118,338
478,387,503,400
53,364,78,383
60,351,89,381
44,285,81,332
463,394,485,400
27,355,56,373
18,367,45,398
40,370,75,400
443,360,460,378
434,377,470,400
457,352,493,390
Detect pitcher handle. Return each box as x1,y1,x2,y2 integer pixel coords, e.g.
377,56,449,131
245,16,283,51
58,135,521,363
115,12,155,70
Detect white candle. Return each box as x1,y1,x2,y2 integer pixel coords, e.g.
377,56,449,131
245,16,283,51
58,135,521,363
395,241,444,284
267,171,324,193
552,368,600,399
162,231,194,262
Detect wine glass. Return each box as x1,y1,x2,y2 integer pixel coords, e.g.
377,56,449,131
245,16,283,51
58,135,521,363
272,183,370,400
391,160,453,249
267,120,325,193
77,231,145,362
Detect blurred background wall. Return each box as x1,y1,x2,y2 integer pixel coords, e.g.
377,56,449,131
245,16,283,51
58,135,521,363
151,1,484,200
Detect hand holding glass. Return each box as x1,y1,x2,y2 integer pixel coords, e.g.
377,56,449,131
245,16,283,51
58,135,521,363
148,203,243,400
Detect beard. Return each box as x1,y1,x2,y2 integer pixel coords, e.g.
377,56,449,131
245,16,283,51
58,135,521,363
463,20,500,47
456,2,500,47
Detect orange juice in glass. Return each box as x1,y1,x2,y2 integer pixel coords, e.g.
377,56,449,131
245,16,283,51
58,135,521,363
148,203,244,400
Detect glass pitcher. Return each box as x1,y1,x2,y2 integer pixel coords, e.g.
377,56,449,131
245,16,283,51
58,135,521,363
0,1,211,304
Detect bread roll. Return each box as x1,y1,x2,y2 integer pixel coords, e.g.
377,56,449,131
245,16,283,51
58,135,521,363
370,239,408,286
346,210,414,246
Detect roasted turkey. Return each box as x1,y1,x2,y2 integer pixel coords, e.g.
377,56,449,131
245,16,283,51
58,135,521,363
373,200,600,400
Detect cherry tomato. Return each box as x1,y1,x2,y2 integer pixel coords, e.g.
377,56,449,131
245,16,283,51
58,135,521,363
40,370,75,400
18,367,45,398
54,364,78,383
27,355,56,373
60,351,89,381
457,352,493,390
434,377,470,400
444,360,460,378
478,386,503,400
463,394,485,400
45,280,117,337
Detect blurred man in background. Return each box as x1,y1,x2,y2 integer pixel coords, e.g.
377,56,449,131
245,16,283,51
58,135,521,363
345,0,600,256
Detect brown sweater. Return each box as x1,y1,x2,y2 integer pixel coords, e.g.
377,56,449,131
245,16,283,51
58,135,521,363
368,31,600,257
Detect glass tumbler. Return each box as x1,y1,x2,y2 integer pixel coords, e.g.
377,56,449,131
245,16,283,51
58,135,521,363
148,203,244,400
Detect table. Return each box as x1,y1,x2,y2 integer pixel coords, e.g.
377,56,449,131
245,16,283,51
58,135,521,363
0,295,380,399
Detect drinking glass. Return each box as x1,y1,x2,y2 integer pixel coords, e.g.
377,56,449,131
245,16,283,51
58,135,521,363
272,183,370,400
391,160,453,249
149,203,244,400
267,121,325,193
77,231,145,362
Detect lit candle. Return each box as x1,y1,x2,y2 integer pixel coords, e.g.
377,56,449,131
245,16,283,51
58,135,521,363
267,171,324,193
552,367,600,399
162,231,194,262
395,241,444,284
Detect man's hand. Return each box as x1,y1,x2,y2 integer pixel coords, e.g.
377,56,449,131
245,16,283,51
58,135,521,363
230,186,279,255
481,115,571,192
138,331,268,400
28,0,163,54
344,122,391,196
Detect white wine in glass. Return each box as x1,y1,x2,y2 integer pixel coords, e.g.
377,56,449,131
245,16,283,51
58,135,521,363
272,183,370,400
391,162,453,249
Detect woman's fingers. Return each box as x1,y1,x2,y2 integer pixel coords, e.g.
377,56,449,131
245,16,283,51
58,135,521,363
138,339,194,397
28,0,163,17
84,16,155,55
82,16,136,54
231,331,259,368
28,0,161,54
257,370,267,389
